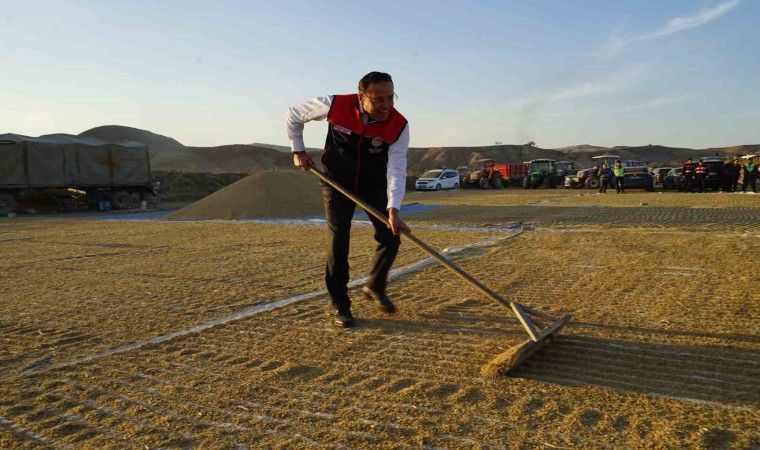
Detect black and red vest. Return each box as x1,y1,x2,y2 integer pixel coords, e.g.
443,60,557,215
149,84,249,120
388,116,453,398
322,94,408,195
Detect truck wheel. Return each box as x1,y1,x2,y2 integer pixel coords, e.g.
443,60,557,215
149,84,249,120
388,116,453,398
111,190,133,210
478,177,489,189
453,183,459,189
0,193,17,215
491,173,502,189
585,177,600,189
435,184,441,191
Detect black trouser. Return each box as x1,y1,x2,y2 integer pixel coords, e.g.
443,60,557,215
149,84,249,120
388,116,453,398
695,175,706,193
615,177,624,193
599,177,609,193
683,174,694,192
723,175,733,192
732,176,739,192
743,174,757,192
322,184,400,313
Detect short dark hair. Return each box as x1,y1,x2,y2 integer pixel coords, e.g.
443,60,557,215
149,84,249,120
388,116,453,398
358,72,393,94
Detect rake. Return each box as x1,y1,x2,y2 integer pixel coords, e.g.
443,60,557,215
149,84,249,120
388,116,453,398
309,167,571,377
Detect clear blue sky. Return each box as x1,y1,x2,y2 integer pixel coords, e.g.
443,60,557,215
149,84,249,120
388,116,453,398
2,0,758,149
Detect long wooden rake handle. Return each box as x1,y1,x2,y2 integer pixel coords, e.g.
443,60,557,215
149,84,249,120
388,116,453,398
308,167,549,340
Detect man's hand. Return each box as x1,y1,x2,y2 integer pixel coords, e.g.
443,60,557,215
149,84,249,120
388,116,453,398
387,208,410,236
293,152,314,171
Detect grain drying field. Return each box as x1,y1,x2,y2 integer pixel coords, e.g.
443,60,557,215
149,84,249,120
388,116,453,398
1,189,758,449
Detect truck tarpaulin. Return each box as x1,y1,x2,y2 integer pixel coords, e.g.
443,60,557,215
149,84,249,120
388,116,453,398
0,133,150,188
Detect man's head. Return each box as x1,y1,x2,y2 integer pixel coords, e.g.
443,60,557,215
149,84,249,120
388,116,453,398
358,71,395,121
687,158,692,162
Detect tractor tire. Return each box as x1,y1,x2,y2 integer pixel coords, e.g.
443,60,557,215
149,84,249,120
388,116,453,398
522,177,531,189
111,190,133,210
491,173,503,189
543,177,552,189
585,177,601,189
0,193,17,215
478,177,489,189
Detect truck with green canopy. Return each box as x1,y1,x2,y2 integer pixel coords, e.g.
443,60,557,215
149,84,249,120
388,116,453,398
0,133,152,214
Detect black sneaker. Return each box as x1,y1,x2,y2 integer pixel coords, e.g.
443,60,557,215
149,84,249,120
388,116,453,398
362,287,396,314
334,310,356,328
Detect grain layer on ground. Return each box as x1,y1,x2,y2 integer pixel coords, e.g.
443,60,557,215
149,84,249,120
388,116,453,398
1,189,758,449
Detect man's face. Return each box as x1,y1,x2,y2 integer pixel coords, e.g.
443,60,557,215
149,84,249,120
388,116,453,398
360,81,395,121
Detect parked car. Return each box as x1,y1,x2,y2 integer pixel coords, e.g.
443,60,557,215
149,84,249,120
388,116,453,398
662,168,683,190
620,167,654,191
651,167,672,185
415,169,460,191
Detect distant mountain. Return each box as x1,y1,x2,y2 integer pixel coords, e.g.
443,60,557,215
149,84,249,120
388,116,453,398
79,126,317,173
252,143,322,153
75,125,757,173
553,144,610,154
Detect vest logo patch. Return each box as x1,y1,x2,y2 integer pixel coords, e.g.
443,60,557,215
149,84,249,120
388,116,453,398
371,136,384,147
333,125,352,135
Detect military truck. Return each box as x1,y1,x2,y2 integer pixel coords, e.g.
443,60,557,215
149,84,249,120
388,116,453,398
0,134,153,215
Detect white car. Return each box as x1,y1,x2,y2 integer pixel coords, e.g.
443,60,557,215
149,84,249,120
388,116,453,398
415,169,460,191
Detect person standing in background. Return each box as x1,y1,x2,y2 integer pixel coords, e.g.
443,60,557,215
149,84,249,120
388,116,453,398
722,159,736,192
742,157,757,193
613,160,625,194
694,160,707,193
597,163,611,194
731,158,742,192
682,158,696,192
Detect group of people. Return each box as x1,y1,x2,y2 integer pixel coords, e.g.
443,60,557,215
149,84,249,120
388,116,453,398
682,157,757,193
596,159,626,194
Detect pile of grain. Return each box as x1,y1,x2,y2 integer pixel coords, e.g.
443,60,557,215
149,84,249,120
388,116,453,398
166,170,324,219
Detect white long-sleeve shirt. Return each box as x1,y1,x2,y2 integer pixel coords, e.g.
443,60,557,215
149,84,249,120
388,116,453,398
285,95,409,210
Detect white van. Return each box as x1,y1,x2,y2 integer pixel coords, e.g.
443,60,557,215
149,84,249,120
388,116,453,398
415,169,460,191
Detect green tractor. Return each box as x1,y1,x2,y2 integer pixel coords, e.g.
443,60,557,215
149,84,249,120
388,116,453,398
522,159,562,189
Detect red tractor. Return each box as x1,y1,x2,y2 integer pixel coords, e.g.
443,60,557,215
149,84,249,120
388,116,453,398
461,159,527,189
461,159,503,189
